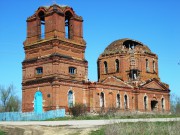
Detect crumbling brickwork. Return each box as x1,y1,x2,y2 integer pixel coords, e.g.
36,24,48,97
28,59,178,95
22,4,170,113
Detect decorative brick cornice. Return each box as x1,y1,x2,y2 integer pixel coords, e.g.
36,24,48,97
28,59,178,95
22,52,88,66
24,38,86,49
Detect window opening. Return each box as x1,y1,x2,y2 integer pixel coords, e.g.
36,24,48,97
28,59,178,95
124,95,128,109
69,67,76,75
47,94,51,98
161,98,165,111
65,12,72,39
65,19,69,38
36,67,43,75
146,59,149,72
130,59,136,66
123,40,142,49
115,59,119,72
129,69,139,80
117,94,120,108
153,61,156,72
104,61,108,74
144,96,147,110
68,91,73,108
100,92,105,108
38,11,45,39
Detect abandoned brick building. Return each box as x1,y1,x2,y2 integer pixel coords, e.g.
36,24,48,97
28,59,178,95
22,4,170,113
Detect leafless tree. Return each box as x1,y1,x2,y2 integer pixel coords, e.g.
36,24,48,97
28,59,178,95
0,84,21,112
170,93,180,114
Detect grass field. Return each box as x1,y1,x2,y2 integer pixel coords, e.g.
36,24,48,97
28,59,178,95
90,121,180,135
0,130,5,135
47,113,180,121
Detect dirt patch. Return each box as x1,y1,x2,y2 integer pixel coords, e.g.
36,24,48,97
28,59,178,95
0,126,43,135
0,125,98,135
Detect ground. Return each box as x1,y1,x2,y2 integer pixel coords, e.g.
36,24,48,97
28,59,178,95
0,125,97,135
0,118,180,135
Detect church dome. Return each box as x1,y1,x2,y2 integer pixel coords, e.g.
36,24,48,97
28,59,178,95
101,38,152,56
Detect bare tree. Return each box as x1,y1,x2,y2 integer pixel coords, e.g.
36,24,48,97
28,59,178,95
0,84,21,112
170,93,180,115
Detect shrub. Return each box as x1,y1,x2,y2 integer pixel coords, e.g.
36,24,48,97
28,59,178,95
70,103,87,117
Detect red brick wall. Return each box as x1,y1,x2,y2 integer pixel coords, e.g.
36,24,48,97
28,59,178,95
22,4,170,113
98,53,159,82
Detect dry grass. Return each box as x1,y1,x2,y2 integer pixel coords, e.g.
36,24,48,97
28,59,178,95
90,121,180,135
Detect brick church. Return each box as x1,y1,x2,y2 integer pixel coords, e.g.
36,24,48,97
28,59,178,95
22,4,170,113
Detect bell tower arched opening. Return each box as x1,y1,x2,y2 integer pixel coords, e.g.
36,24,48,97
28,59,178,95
65,11,73,39
38,11,45,39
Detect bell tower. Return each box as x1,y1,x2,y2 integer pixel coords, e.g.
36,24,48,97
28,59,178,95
22,4,88,112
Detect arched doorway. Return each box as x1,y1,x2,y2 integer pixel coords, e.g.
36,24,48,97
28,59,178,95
151,100,158,111
34,91,43,113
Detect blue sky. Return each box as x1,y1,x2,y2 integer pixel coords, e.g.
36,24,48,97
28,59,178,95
0,0,180,99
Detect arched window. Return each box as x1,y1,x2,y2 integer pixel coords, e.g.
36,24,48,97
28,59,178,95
153,61,156,72
161,98,165,111
104,61,108,74
124,95,128,109
146,59,149,72
100,92,105,108
116,94,120,108
68,90,74,108
129,69,138,80
115,59,119,72
144,96,148,110
38,11,45,39
65,11,73,39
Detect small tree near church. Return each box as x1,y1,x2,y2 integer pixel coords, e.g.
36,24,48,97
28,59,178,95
0,84,21,112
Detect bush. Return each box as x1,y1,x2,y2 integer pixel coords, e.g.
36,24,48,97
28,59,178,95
70,103,87,117
98,107,118,118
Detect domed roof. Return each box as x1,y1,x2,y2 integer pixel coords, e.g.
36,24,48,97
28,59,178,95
101,38,152,56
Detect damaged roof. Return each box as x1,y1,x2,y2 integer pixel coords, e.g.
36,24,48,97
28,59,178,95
100,38,153,56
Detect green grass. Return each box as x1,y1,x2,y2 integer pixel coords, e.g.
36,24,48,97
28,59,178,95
89,121,180,135
0,130,5,135
46,113,180,121
89,128,105,135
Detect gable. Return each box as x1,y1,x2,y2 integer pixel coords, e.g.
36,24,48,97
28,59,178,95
141,80,166,90
102,76,132,88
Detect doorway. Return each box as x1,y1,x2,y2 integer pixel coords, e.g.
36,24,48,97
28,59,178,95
151,100,158,111
34,91,43,113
